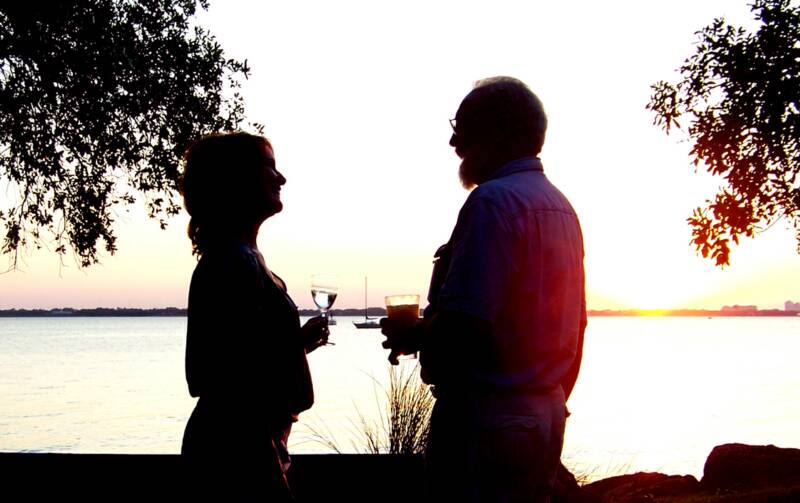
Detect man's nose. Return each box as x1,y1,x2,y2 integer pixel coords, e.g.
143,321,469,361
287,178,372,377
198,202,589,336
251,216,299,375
449,133,458,147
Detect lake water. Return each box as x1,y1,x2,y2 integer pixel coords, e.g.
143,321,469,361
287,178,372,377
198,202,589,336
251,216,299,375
1,315,798,481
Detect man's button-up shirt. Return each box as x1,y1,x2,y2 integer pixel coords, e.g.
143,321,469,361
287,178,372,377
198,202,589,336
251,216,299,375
437,156,586,392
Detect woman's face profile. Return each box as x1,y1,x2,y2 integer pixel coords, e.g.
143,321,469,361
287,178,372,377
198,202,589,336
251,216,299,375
252,144,286,219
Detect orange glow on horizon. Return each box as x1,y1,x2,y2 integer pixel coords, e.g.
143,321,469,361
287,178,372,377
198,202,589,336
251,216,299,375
634,309,670,316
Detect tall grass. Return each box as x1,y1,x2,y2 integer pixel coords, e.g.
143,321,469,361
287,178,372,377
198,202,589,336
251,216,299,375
305,363,434,455
564,460,634,486
366,363,433,455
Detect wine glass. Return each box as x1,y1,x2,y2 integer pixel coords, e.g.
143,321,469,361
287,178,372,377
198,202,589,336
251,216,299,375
311,274,338,319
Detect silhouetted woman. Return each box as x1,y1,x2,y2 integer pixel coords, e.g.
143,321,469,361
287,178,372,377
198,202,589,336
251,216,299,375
179,132,328,501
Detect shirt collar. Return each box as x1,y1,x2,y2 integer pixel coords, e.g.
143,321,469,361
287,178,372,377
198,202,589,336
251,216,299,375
488,156,543,182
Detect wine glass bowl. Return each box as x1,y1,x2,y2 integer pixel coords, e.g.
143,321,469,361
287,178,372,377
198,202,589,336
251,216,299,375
310,274,338,318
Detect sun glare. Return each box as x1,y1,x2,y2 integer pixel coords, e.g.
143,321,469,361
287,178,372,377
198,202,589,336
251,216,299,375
597,270,702,311
634,309,670,317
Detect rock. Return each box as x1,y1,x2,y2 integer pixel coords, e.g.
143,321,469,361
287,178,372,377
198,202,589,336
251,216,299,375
581,472,700,502
702,443,800,490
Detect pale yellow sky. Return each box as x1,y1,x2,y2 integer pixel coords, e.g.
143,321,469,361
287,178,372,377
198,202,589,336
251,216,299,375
1,0,798,310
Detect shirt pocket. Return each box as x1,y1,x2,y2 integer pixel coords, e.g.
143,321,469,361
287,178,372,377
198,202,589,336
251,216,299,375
481,414,540,430
478,414,547,475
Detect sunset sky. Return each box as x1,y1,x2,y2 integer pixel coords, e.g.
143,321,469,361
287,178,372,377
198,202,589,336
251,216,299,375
2,0,798,311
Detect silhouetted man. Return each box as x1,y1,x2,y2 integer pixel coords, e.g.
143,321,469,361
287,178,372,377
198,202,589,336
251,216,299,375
383,76,586,502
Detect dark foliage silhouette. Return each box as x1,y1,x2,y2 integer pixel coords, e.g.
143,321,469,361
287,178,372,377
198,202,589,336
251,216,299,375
0,1,251,267
648,0,800,266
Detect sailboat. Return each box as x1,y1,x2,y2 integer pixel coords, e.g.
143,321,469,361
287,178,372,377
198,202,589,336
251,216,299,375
353,277,381,329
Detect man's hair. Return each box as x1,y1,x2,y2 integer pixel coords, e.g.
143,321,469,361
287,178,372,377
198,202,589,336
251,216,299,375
458,76,547,156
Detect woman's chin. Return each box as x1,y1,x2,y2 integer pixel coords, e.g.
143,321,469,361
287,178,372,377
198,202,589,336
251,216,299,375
265,200,283,217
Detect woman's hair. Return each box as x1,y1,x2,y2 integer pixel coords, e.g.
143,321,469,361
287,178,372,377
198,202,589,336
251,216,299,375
179,132,273,257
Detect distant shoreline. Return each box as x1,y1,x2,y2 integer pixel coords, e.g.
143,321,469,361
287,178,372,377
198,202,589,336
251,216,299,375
0,308,797,317
0,307,387,317
588,308,798,317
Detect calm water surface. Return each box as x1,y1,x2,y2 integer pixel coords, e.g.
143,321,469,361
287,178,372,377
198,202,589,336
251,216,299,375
1,315,798,480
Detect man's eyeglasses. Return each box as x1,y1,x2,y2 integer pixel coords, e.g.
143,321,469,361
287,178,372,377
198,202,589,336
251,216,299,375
449,118,457,133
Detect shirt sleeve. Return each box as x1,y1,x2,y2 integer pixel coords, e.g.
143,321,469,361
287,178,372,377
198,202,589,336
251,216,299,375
437,193,515,323
561,264,587,400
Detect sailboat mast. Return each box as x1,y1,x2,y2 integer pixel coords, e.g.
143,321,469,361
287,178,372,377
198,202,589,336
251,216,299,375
364,276,368,320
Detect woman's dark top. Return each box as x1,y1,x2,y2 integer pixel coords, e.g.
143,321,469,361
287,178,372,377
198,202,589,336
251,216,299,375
181,242,313,498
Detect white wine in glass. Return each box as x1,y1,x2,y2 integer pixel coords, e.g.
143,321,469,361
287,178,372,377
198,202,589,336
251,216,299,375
310,274,338,319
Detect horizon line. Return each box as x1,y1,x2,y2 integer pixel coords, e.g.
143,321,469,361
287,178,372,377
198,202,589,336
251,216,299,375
1,305,798,314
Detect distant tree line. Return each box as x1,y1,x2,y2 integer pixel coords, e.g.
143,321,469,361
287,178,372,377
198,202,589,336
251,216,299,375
0,307,390,317
0,307,187,317
588,308,797,317
2,307,796,317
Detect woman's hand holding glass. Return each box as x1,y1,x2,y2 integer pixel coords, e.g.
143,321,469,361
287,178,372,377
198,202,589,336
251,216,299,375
301,315,330,353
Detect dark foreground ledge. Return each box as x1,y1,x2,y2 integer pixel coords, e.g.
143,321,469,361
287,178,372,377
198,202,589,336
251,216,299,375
4,444,800,502
0,453,423,502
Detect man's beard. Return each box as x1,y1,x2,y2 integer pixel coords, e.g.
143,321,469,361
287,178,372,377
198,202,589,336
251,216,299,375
458,160,476,190
458,154,496,190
